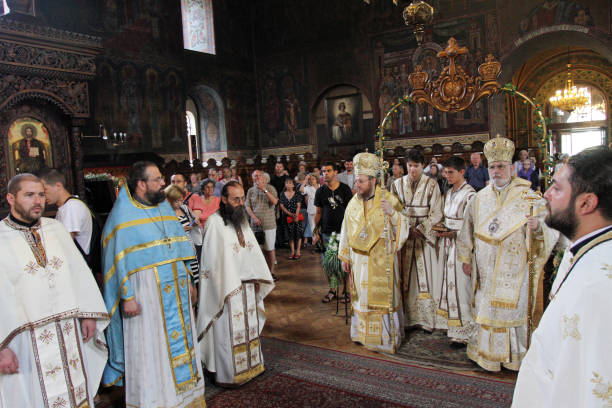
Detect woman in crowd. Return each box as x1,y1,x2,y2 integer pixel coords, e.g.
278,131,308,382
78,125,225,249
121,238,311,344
303,173,319,247
426,162,449,194
188,172,202,193
231,166,243,184
296,172,311,246
386,158,406,190
165,185,200,299
200,179,221,227
279,177,304,260
518,158,541,192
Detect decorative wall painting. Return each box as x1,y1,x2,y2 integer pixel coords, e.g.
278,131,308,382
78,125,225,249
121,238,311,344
325,93,362,146
8,117,53,177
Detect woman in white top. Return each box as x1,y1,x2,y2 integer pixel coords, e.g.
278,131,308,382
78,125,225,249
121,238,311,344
303,173,319,246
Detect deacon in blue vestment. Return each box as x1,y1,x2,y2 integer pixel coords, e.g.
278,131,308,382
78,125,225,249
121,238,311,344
102,161,206,407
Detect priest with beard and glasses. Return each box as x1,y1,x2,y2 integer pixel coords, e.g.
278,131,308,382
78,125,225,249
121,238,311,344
197,181,274,386
512,146,612,408
338,152,410,353
0,174,109,407
102,161,205,407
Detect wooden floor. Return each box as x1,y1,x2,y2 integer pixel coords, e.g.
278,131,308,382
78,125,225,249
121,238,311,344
265,245,517,382
99,243,516,406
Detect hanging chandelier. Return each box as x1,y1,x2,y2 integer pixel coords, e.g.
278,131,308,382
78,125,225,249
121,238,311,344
549,62,589,112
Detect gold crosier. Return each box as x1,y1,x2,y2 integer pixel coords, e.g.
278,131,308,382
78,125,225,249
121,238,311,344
521,189,543,347
376,37,551,350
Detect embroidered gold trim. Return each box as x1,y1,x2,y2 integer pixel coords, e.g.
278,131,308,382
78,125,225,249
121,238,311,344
102,216,178,248
104,236,192,284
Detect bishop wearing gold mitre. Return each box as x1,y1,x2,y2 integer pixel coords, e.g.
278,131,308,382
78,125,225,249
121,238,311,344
338,152,411,353
456,136,558,372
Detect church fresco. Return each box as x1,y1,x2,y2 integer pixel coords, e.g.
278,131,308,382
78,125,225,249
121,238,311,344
375,15,489,140
259,70,309,148
519,0,595,35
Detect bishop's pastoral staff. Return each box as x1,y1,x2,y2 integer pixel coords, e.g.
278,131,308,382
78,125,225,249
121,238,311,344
512,146,612,407
102,161,205,407
197,181,274,386
0,174,109,408
338,152,410,353
457,137,558,372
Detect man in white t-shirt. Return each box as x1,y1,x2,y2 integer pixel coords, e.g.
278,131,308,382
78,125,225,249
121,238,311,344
41,169,93,255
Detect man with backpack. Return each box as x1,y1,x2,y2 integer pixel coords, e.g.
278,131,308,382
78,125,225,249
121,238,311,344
41,169,102,282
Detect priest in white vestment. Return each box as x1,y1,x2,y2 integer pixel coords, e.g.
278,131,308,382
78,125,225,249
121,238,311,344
0,174,109,408
513,146,612,407
102,162,205,407
338,153,410,353
434,157,476,344
391,149,443,331
457,137,558,372
197,181,274,386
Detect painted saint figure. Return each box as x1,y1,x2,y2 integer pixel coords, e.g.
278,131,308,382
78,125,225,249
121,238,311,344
332,102,352,143
12,124,47,174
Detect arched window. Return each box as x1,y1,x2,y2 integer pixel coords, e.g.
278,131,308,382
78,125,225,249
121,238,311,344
181,0,216,55
550,85,608,156
186,111,197,136
186,97,199,160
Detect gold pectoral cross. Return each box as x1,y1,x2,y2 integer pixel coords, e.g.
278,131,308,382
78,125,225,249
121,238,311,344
163,237,172,249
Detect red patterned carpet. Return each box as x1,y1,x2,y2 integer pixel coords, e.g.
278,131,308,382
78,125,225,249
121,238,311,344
205,337,515,408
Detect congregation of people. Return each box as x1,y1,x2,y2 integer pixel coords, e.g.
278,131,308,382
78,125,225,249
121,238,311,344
1,139,611,407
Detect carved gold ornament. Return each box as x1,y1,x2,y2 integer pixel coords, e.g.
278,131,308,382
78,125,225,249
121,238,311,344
409,37,501,113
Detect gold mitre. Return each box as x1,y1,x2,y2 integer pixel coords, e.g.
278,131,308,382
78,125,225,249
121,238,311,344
484,136,514,163
353,152,381,177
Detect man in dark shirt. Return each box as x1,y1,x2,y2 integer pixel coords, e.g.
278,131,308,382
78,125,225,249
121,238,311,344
465,152,490,191
314,162,353,303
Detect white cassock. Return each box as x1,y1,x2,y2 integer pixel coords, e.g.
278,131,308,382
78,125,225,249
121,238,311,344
392,174,443,330
436,182,476,343
512,227,612,407
197,213,274,386
0,217,109,408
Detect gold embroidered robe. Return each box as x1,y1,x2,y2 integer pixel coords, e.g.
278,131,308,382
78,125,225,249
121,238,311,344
512,228,612,407
338,187,410,353
457,177,558,371
392,174,443,330
437,182,476,342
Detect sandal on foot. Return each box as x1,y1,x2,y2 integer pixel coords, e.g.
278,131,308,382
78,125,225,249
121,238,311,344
294,254,301,260
288,254,295,259
322,290,337,303
340,292,351,303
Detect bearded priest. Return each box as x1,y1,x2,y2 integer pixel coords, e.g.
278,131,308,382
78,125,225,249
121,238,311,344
102,161,205,407
197,181,274,386
512,146,612,407
0,174,109,407
457,137,558,372
338,152,410,353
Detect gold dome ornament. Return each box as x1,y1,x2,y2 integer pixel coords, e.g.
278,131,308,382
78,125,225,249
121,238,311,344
484,136,515,164
353,152,382,178
403,1,435,45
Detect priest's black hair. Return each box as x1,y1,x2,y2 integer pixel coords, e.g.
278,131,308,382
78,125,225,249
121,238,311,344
407,149,425,165
567,146,612,220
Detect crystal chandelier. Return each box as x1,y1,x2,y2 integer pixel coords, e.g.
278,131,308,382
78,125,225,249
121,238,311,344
549,62,589,112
